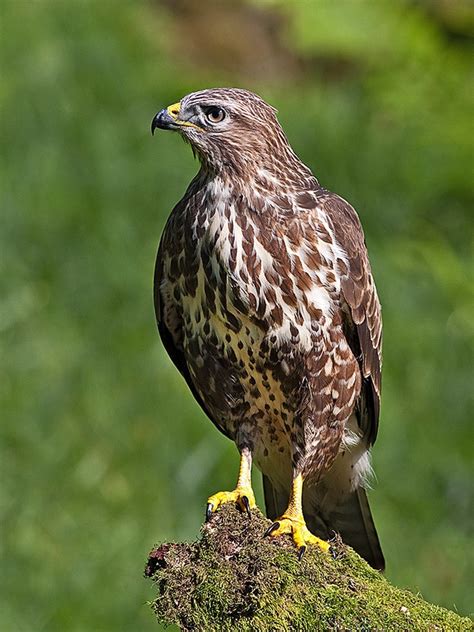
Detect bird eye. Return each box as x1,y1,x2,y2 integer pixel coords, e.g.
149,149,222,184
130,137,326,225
205,107,226,124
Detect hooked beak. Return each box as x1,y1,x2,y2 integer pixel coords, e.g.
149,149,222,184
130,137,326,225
151,102,181,134
151,101,204,135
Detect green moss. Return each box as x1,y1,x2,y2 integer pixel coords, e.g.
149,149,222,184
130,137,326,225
145,505,472,631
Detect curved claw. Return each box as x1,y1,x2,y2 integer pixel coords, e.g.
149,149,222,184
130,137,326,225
329,545,337,560
264,522,280,537
206,487,256,521
264,514,331,557
298,545,306,561
241,495,251,518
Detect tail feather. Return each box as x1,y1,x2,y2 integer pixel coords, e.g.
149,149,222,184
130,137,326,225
317,487,385,571
262,474,385,571
262,474,288,521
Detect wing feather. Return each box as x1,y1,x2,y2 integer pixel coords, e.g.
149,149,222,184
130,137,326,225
321,193,382,445
154,228,232,440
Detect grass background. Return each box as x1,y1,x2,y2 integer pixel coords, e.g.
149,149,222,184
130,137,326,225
1,1,472,629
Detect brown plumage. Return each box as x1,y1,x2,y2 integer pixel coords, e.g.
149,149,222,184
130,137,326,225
151,88,384,570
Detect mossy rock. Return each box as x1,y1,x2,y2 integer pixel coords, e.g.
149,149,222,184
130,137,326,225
145,505,472,631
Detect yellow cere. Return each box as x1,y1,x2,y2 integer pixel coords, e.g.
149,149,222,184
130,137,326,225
166,101,205,131
166,102,181,119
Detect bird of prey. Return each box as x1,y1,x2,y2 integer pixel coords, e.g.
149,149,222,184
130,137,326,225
151,88,384,569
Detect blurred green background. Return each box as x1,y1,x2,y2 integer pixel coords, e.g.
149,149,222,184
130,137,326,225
1,0,473,629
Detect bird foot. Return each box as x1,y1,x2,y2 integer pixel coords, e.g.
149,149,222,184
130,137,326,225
206,486,256,521
264,514,331,559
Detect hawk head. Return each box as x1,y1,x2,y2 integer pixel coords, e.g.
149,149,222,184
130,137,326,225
151,88,289,175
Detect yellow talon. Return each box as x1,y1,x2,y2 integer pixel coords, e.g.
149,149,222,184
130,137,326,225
206,486,256,520
265,514,330,556
264,474,330,559
205,448,256,521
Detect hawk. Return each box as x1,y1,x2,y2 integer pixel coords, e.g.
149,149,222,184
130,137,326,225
151,88,384,569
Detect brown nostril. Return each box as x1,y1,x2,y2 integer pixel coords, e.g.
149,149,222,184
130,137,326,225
170,107,179,115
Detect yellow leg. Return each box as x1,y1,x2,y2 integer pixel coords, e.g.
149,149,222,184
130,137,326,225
264,474,330,559
206,448,256,521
